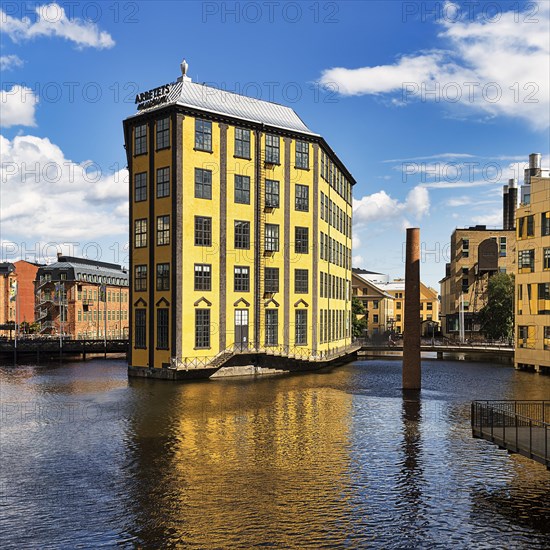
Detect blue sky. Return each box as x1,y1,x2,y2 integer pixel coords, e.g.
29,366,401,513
1,0,549,288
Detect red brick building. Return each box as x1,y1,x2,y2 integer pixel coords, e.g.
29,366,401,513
0,260,40,335
36,255,129,339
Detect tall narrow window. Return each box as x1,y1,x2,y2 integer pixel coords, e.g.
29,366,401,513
544,247,550,270
135,309,146,348
499,236,507,257
134,124,147,155
234,221,250,249
518,217,526,238
156,263,170,291
265,134,280,163
194,216,212,246
527,215,535,237
194,264,211,291
235,175,250,204
156,117,170,150
542,212,550,237
264,267,279,293
295,269,309,293
235,128,250,158
234,266,250,292
157,308,169,349
135,172,147,202
195,119,212,151
295,141,309,169
295,184,309,211
295,227,309,254
195,168,212,199
295,310,307,345
195,309,210,348
265,179,280,208
265,224,280,252
462,238,469,258
134,218,147,248
156,215,170,246
135,265,147,291
265,309,278,346
156,167,170,198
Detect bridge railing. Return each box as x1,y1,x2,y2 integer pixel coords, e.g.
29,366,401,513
471,400,550,468
357,338,514,351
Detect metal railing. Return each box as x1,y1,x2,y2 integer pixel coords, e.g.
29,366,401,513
170,341,361,371
471,400,550,468
357,338,514,351
36,308,48,321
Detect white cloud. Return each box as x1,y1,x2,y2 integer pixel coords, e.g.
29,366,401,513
0,134,127,244
404,186,430,218
0,85,39,127
446,196,473,207
353,185,430,226
470,210,503,227
0,54,23,70
420,179,500,190
0,3,115,49
383,153,475,163
320,1,550,129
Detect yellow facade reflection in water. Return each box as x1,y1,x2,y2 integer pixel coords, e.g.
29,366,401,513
127,372,355,547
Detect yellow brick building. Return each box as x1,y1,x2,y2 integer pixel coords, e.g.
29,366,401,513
123,63,355,377
377,279,440,336
439,226,516,338
515,154,550,374
351,271,394,336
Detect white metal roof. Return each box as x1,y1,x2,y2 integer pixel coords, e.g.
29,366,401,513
129,80,317,136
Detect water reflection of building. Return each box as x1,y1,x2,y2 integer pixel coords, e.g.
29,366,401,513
126,374,353,547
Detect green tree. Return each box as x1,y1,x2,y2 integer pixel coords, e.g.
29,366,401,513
352,297,368,339
478,273,514,341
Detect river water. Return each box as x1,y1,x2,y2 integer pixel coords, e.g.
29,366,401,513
0,358,549,548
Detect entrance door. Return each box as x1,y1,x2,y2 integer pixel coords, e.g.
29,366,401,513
235,309,249,351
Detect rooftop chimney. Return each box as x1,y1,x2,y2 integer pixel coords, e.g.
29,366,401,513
529,153,542,170
524,152,542,186
507,178,518,230
502,184,509,230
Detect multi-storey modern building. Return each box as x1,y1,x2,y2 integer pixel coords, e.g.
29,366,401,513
35,255,129,339
515,153,550,373
352,271,394,337
0,260,40,336
123,62,355,377
439,223,516,338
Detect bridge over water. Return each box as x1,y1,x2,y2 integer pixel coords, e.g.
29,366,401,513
359,341,514,358
0,339,128,361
